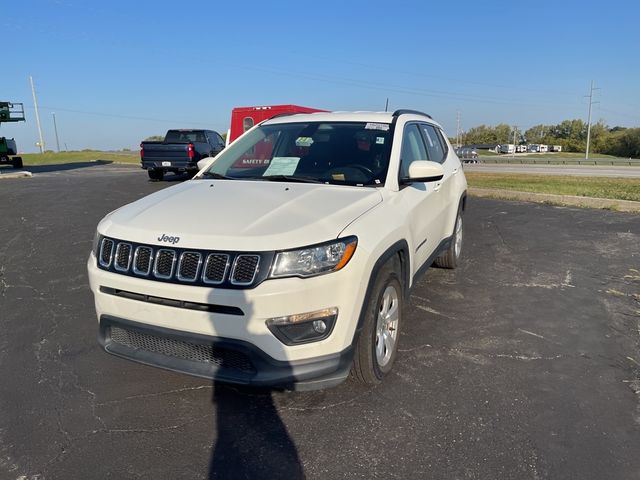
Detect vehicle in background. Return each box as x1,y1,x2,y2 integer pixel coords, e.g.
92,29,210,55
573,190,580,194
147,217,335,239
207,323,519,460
499,144,516,154
516,145,528,153
0,101,26,169
539,144,549,153
228,105,326,145
528,144,540,153
455,147,479,163
140,129,225,181
550,145,562,152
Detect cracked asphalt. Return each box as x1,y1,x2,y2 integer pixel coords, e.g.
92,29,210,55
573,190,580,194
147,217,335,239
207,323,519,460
1,163,639,479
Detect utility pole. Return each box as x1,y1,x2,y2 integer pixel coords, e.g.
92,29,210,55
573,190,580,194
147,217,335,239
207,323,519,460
52,112,60,152
456,110,461,148
512,125,518,158
584,80,600,160
30,75,45,154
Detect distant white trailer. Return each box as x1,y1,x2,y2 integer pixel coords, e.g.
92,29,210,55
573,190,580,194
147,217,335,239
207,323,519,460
528,144,540,153
499,144,516,154
516,145,527,153
550,145,562,152
539,144,549,153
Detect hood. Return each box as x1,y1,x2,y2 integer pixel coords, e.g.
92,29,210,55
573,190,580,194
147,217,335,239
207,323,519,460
99,179,382,251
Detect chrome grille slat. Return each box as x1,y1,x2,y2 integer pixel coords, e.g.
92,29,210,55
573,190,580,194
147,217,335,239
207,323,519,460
114,243,132,272
177,252,202,282
231,255,260,285
153,249,176,279
133,246,153,276
99,238,114,268
202,253,230,285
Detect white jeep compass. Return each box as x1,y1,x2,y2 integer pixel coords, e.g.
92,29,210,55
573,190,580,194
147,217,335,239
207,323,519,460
87,110,467,389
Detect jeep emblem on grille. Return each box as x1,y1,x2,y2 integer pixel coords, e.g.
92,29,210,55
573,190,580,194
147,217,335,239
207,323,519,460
157,234,180,244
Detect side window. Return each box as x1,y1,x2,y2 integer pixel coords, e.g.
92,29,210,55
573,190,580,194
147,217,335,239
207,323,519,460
420,124,447,164
400,124,428,178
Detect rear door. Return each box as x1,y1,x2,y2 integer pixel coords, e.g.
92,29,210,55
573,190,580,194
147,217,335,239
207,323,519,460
419,123,460,239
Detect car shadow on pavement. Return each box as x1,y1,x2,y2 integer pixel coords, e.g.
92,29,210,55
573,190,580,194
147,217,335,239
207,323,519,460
15,159,114,173
208,383,304,480
206,292,304,479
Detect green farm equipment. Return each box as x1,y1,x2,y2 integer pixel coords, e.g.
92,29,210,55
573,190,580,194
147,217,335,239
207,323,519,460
0,102,26,169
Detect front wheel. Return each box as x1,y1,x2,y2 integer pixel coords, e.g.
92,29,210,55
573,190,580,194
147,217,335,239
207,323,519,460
434,209,463,269
351,260,403,384
12,157,23,169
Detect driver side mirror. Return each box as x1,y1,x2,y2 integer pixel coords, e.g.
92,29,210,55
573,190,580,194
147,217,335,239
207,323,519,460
197,157,214,171
404,160,444,183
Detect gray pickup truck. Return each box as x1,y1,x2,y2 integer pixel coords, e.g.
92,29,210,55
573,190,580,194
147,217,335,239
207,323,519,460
140,129,225,180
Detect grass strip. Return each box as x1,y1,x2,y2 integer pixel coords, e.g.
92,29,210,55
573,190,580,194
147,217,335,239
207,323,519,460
465,173,640,202
20,151,139,165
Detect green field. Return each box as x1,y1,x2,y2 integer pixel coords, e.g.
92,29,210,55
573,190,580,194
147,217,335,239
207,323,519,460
20,150,139,165
466,173,640,202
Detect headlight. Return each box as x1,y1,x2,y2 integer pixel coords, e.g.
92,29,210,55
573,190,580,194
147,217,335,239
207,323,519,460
270,237,357,278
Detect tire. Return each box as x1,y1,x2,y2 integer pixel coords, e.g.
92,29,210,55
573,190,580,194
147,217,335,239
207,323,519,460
12,157,23,169
351,259,403,384
147,169,164,181
434,208,463,269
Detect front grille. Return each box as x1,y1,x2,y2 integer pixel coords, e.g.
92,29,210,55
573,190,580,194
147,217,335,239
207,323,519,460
231,255,260,285
96,237,266,288
110,326,256,373
154,249,176,279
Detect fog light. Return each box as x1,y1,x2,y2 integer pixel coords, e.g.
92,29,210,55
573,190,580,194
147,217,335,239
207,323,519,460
313,320,327,334
266,307,337,345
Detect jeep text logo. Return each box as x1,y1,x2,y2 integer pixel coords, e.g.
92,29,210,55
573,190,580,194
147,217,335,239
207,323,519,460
157,234,180,244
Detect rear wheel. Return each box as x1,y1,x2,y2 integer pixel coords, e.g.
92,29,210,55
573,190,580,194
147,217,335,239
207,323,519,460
147,169,164,181
12,157,23,169
434,209,463,269
351,259,403,384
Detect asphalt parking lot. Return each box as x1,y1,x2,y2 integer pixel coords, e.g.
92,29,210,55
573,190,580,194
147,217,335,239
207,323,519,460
1,162,639,479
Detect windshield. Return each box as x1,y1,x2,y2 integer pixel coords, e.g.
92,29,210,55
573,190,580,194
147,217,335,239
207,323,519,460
201,121,392,186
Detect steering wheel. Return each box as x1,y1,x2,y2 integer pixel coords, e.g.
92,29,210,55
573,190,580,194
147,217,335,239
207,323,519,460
324,164,374,181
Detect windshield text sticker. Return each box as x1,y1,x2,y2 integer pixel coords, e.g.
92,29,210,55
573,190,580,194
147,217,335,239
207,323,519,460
263,157,300,176
365,123,390,131
295,137,314,147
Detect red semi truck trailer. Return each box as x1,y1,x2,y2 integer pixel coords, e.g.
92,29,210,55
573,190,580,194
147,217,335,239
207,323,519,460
228,104,326,144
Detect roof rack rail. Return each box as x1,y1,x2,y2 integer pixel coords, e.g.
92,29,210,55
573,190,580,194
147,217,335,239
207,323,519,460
392,109,432,119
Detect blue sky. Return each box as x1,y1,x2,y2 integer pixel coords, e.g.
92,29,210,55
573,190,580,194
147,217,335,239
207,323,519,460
3,0,639,152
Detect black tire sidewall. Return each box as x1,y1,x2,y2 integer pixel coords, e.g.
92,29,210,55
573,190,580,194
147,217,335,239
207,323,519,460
367,268,403,378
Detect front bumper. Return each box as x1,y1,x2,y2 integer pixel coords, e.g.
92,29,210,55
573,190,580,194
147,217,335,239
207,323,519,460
88,248,370,388
100,315,353,390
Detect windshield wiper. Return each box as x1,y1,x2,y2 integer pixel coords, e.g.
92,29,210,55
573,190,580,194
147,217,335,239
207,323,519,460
260,175,323,184
199,171,235,180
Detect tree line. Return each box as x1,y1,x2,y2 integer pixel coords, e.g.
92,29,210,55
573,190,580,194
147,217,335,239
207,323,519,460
456,120,640,158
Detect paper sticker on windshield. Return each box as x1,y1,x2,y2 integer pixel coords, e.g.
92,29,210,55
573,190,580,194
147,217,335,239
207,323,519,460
376,137,385,144
263,157,300,176
295,137,314,147
365,122,390,131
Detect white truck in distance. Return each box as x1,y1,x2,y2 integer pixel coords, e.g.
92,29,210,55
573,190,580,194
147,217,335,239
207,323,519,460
88,110,468,390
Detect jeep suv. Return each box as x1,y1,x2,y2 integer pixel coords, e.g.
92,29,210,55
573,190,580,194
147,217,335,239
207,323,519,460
87,110,467,389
